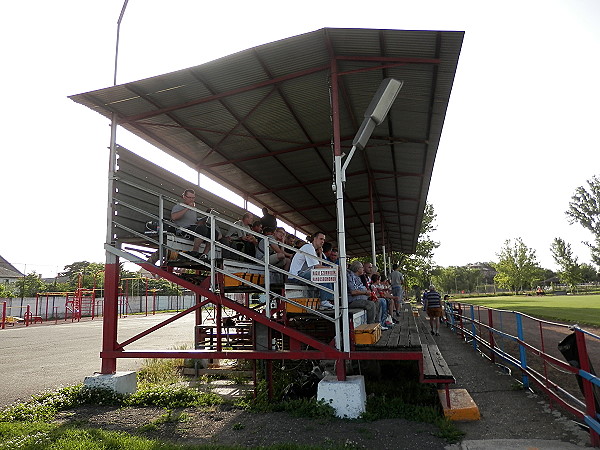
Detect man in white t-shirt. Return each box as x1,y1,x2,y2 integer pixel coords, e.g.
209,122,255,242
289,231,334,309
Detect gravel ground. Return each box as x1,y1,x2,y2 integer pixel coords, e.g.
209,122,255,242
436,325,591,447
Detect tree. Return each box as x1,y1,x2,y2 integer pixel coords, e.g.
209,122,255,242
579,263,600,283
0,283,16,298
432,266,481,294
550,238,582,291
566,175,600,268
393,203,440,294
15,271,46,297
59,261,105,290
493,238,540,293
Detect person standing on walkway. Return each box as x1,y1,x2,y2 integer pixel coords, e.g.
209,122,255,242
389,264,404,316
422,284,442,336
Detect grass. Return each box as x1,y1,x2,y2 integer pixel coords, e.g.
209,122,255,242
458,294,600,327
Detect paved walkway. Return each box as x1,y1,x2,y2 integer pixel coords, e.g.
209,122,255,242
434,323,591,448
0,312,196,407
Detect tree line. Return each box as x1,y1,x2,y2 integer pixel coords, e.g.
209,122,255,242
0,261,183,298
373,176,600,296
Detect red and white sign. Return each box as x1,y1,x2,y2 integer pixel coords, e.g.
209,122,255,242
311,268,337,283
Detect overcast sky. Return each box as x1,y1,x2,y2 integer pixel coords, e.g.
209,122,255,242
1,0,599,278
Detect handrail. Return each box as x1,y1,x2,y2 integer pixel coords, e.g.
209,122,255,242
109,177,344,347
448,301,599,446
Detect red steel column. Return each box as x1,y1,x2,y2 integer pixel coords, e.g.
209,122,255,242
101,259,120,374
575,329,599,447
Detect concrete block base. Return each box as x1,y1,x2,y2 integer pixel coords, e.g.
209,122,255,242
84,371,137,395
438,388,480,421
317,375,366,419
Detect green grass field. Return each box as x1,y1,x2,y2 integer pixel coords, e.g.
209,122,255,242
457,294,600,328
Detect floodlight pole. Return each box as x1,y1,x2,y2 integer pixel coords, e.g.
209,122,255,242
334,152,353,354
334,78,403,355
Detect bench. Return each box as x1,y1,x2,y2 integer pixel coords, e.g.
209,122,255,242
362,304,455,403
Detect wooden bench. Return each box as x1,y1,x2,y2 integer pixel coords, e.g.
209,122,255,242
364,304,455,391
374,303,420,348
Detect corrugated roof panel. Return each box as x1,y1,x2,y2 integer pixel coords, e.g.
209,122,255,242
70,27,464,255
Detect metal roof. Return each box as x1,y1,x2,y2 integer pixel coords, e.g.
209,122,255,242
70,27,463,256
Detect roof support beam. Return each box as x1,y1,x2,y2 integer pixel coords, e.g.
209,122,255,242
118,64,330,124
335,55,440,64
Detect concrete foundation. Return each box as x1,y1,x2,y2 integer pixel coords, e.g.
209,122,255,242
84,371,137,395
317,375,366,419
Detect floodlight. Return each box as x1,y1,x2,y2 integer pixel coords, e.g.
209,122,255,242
352,78,403,150
364,78,404,125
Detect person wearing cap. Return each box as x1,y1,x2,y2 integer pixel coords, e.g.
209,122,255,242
422,284,442,336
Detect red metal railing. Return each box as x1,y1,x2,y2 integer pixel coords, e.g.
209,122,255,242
446,301,599,446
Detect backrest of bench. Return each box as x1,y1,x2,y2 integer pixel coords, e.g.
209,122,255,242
113,145,247,243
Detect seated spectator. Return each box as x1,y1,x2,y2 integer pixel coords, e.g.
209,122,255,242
323,243,339,264
289,231,334,309
283,233,297,258
361,262,388,330
224,212,257,258
251,220,263,234
256,227,291,270
328,247,339,264
171,189,222,257
372,273,397,325
346,261,379,324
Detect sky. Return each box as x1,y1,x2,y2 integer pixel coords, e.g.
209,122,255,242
1,0,599,278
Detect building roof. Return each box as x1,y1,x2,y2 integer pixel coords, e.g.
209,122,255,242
70,27,463,256
0,255,24,279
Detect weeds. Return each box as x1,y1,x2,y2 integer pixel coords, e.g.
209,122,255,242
126,385,223,409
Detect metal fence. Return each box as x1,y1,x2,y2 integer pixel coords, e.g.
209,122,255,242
447,301,600,446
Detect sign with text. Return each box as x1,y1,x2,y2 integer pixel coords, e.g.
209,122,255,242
310,268,338,283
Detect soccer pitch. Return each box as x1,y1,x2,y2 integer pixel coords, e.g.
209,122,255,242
459,294,600,328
